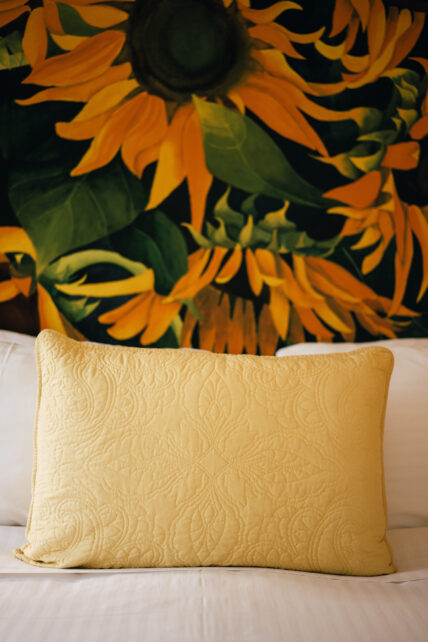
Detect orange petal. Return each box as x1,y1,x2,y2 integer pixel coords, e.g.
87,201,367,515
12,275,32,297
73,4,128,27
242,2,301,24
408,205,428,302
71,94,148,175
198,287,221,351
0,279,19,303
350,0,370,29
56,111,113,141
287,304,305,344
269,286,290,339
0,5,29,28
258,304,278,355
73,79,138,122
0,0,29,10
305,263,360,303
50,34,86,51
167,249,211,301
367,0,386,62
313,299,353,333
292,255,324,300
98,293,146,324
388,10,425,71
214,293,230,353
306,257,375,301
182,109,212,232
242,299,257,354
16,63,132,106
297,306,334,341
251,48,315,94
330,0,353,37
22,7,47,67
324,170,382,208
227,297,244,354
147,104,193,211
0,227,36,259
107,292,155,340
42,0,63,33
140,296,181,345
215,245,243,284
180,307,197,348
381,141,420,170
245,249,263,296
249,24,303,59
23,30,126,87
276,256,314,308
411,114,428,141
167,248,227,302
37,285,66,333
237,80,326,154
389,216,413,317
121,95,167,176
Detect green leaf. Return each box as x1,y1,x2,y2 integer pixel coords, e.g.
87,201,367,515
42,249,147,284
57,3,103,37
9,158,147,273
0,31,28,70
112,211,188,295
193,97,331,209
55,296,100,323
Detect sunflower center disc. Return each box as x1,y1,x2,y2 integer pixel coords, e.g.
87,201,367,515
129,0,251,100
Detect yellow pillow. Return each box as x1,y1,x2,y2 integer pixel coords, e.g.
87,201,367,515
15,330,395,576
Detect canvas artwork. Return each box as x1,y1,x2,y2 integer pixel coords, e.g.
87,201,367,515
0,0,427,353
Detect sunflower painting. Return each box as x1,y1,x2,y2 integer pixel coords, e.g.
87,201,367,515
0,0,427,353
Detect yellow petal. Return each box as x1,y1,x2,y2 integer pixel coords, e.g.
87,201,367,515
245,249,263,296
0,227,36,259
269,286,290,339
0,5,29,28
258,304,278,355
23,31,126,87
50,33,87,51
242,2,301,24
215,245,243,284
182,108,212,232
292,255,324,300
228,297,244,354
147,104,193,210
141,297,181,345
73,4,128,27
98,293,146,324
16,63,131,106
243,299,257,354
255,249,283,286
313,300,353,333
0,279,19,303
56,270,154,297
107,292,155,340
37,285,66,333
73,79,138,122
22,7,47,67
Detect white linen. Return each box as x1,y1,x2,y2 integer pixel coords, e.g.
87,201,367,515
0,331,37,526
276,338,428,529
1,527,428,642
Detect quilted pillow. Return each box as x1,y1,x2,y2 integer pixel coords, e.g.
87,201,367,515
15,330,395,576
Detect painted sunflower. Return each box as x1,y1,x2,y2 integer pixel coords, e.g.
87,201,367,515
18,0,374,232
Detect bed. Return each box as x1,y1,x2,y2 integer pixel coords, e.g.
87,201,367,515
1,330,428,642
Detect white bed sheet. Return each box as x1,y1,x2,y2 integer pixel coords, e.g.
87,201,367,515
1,526,428,642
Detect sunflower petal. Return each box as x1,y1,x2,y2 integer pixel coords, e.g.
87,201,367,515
198,287,221,351
56,111,113,141
0,227,36,259
408,205,428,302
73,79,138,122
121,95,167,176
228,297,244,354
381,141,420,170
22,8,47,67
324,170,382,208
0,279,19,303
249,24,303,59
215,245,243,284
23,30,126,87
180,307,198,348
297,306,334,341
147,104,194,211
71,94,148,175
98,293,146,324
242,2,301,24
214,294,230,353
140,296,181,345
330,0,353,37
258,304,278,355
167,249,211,301
183,109,212,232
16,63,132,106
37,285,67,333
107,292,154,340
246,249,263,296
270,286,290,339
73,4,128,27
242,299,257,354
56,269,155,297
0,5,29,28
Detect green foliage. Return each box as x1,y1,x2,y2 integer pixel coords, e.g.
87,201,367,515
193,97,332,209
0,32,27,70
112,211,188,295
9,158,147,273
